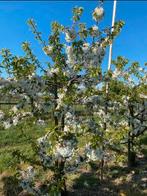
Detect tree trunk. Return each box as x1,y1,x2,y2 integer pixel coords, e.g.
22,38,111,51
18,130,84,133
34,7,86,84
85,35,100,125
128,104,136,167
54,74,67,195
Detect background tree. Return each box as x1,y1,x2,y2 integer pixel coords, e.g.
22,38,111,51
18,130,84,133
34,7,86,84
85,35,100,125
110,57,147,167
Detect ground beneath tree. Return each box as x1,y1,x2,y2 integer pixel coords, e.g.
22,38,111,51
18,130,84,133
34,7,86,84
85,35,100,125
0,157,147,196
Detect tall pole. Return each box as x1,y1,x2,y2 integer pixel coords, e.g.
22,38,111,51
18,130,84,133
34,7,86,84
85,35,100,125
106,0,117,93
108,0,117,71
101,0,117,181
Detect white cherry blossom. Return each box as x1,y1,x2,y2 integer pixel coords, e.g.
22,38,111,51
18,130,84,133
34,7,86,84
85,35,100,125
92,7,104,21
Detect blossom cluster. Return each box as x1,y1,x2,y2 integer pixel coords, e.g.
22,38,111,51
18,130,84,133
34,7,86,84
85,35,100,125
92,7,104,22
65,42,105,68
85,143,104,162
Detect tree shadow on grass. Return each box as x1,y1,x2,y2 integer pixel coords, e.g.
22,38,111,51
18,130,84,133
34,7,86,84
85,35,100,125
2,174,50,196
71,166,147,196
1,175,22,196
71,172,117,196
1,158,147,196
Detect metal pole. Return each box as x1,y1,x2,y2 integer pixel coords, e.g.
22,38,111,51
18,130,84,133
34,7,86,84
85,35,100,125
108,0,117,71
106,0,117,94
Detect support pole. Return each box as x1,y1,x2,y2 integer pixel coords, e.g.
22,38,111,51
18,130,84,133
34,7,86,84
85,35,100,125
108,0,117,71
101,0,117,181
106,0,117,94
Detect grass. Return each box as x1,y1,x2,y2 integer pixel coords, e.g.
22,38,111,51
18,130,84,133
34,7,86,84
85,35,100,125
0,121,48,173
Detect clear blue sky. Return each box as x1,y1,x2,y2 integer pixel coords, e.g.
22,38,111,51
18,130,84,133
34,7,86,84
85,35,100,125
0,1,147,73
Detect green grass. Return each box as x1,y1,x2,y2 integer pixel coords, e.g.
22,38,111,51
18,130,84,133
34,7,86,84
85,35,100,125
0,121,50,173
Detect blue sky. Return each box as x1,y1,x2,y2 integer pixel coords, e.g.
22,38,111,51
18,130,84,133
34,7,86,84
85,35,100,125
0,1,147,73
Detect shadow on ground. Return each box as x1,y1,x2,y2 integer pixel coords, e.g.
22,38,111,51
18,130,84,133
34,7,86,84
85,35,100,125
0,158,147,196
0,175,22,196
70,160,147,196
